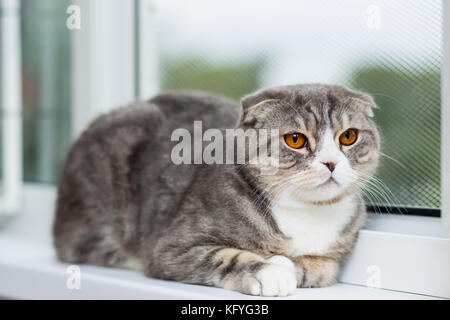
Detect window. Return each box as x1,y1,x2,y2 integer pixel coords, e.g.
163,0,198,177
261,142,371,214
22,0,72,184
2,0,442,214
153,0,442,214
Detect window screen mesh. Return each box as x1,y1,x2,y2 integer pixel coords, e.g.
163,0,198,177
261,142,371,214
153,0,442,209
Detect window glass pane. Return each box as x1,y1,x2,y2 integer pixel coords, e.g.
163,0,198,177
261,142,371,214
21,0,72,184
153,0,442,209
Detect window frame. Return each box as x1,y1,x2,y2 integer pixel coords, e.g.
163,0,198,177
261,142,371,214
441,0,450,238
135,0,159,100
0,0,22,217
72,0,158,135
72,0,136,137
366,206,441,217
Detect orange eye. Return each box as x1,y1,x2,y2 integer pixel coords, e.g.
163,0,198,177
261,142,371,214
284,132,308,149
339,129,358,146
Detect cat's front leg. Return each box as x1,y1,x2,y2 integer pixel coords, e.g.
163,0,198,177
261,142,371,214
199,248,297,296
148,246,297,296
293,256,340,288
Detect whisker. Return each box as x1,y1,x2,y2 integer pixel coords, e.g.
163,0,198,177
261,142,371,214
378,151,406,169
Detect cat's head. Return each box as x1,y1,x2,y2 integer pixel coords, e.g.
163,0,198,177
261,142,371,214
239,84,380,205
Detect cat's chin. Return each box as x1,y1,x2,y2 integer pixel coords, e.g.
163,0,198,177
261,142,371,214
287,182,358,206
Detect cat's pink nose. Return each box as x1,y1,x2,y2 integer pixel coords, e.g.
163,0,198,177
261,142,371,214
321,161,336,172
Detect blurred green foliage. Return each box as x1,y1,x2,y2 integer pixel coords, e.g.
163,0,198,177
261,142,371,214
349,65,440,208
160,57,265,102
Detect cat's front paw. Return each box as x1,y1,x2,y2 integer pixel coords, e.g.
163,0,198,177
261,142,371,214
243,255,297,297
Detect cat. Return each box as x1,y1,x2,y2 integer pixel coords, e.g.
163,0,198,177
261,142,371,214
53,84,380,296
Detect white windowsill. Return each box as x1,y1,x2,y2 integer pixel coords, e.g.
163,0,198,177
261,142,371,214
0,235,438,300
0,184,448,300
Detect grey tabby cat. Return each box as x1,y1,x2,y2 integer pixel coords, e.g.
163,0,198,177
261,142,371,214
53,84,380,296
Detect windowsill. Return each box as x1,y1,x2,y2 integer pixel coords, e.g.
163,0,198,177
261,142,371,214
0,184,448,300
0,235,439,300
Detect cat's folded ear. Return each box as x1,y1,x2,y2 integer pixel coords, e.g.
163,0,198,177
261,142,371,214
241,88,287,110
347,91,378,117
240,88,285,126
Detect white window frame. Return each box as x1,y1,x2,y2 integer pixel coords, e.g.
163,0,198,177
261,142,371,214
0,0,22,218
72,0,136,136
441,0,450,239
72,0,158,136
0,0,448,298
135,0,159,100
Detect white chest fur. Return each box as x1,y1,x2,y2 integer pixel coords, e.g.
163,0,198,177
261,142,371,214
271,195,357,257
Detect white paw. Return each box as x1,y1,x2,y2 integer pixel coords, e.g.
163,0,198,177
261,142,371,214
248,257,297,297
